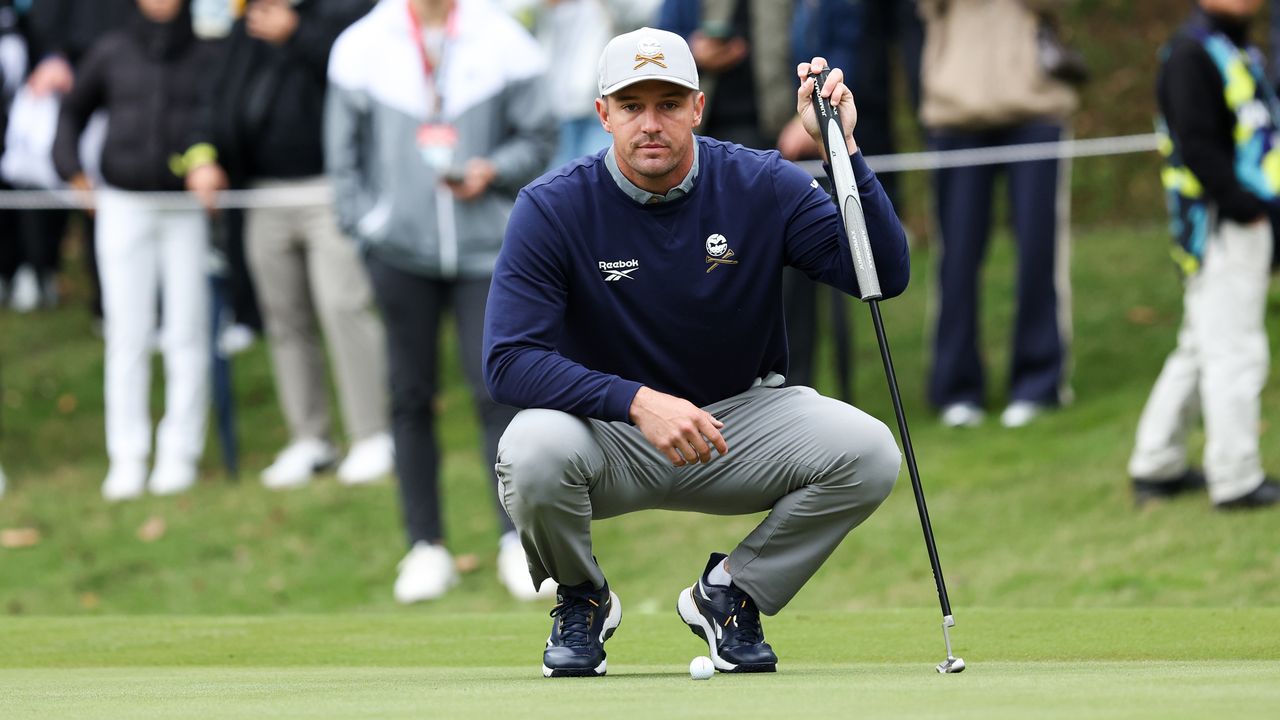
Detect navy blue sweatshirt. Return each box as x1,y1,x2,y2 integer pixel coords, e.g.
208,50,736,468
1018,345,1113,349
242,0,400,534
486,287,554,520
483,137,910,422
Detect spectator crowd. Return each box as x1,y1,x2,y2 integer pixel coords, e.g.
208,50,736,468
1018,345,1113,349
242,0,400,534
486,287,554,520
1,0,1276,604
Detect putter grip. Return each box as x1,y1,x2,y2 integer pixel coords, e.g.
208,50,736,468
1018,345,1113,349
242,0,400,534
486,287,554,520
808,69,882,301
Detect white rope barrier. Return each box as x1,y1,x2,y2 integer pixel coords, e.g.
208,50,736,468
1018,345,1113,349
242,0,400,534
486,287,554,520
0,184,334,211
0,133,1159,211
798,132,1160,175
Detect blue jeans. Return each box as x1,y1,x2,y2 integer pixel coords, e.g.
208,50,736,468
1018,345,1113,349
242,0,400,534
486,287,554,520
928,120,1072,410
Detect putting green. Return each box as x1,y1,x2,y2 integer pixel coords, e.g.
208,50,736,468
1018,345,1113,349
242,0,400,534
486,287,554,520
3,609,1277,719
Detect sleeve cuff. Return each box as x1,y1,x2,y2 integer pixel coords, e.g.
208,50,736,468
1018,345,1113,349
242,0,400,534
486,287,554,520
603,378,644,423
821,150,875,190
849,150,875,186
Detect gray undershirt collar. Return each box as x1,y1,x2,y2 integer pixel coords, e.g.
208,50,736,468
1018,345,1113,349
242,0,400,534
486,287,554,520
605,137,700,204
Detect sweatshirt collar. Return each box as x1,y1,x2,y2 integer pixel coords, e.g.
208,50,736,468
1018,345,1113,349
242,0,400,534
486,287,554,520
605,138,700,204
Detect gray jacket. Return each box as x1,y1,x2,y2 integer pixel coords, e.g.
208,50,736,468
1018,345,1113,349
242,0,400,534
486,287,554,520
325,0,556,278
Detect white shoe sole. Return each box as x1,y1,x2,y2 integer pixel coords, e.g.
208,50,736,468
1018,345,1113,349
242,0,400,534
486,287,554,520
541,590,621,677
677,586,737,672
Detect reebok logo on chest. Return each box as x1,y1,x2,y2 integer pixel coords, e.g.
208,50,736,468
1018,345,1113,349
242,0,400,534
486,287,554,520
599,259,639,281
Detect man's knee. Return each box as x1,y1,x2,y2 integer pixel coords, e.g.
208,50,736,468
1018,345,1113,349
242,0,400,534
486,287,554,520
496,409,595,508
854,419,901,505
809,400,901,505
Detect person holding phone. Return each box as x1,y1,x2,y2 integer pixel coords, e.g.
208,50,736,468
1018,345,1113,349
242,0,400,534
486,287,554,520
325,0,557,603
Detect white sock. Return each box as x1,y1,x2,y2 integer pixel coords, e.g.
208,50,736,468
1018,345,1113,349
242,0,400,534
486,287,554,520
706,558,732,587
500,531,521,550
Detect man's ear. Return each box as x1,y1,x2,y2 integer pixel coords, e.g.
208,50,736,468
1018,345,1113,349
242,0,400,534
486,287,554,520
693,91,705,129
595,97,611,133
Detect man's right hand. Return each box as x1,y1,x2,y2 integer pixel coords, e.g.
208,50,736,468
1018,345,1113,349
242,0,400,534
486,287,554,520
628,386,728,467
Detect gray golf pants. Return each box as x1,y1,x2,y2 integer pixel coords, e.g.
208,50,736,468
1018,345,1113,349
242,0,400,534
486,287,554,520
496,385,901,615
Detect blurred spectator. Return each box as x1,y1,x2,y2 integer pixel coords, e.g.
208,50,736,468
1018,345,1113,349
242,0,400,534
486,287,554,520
53,0,223,501
787,0,922,211
1129,0,1279,510
0,0,65,312
192,0,264,348
0,0,31,306
659,0,794,150
25,0,137,321
503,0,661,169
918,0,1078,429
325,0,557,602
195,0,389,489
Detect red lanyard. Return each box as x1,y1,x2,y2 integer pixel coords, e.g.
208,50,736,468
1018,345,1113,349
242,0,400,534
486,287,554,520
407,1,458,118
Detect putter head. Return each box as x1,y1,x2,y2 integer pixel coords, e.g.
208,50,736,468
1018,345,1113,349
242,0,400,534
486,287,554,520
936,656,966,674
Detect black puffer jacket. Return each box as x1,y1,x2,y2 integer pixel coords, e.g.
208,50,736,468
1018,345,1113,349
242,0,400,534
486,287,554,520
52,3,221,191
202,0,371,184
27,0,137,66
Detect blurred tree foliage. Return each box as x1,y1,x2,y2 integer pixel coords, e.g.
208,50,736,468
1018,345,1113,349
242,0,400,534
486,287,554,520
1062,0,1183,227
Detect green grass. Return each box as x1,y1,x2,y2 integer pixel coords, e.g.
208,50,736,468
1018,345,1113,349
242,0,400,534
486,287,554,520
4,221,1280,715
2,610,1278,718
4,222,1280,614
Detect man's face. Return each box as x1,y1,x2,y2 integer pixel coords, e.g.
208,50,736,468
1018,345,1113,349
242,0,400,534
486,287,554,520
1200,0,1263,18
596,80,705,190
137,0,183,23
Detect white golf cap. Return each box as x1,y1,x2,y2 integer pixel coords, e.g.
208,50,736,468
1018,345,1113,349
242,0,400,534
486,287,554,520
597,27,700,97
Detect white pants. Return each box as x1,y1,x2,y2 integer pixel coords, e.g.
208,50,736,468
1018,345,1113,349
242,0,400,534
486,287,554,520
96,190,210,467
1128,219,1272,502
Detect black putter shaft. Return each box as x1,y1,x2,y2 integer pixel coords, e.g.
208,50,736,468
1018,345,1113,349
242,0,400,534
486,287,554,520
808,68,963,673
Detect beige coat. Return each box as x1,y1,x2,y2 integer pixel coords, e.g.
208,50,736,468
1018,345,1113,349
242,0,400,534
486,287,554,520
918,0,1078,130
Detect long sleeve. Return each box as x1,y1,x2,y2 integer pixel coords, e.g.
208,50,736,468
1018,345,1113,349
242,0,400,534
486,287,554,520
483,193,644,421
781,151,910,299
323,79,373,237
488,71,558,194
51,38,108,181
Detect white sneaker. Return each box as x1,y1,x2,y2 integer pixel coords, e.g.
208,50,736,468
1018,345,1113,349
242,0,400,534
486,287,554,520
102,460,148,502
497,534,556,601
10,265,39,313
1000,401,1046,428
149,458,197,496
393,542,459,604
337,432,394,485
940,402,985,428
261,438,337,490
217,323,257,356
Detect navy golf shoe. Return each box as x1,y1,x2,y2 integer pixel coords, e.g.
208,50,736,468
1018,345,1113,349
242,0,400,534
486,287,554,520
542,581,621,677
676,553,777,673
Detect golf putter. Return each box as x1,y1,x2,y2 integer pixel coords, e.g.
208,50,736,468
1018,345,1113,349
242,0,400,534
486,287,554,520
808,67,966,674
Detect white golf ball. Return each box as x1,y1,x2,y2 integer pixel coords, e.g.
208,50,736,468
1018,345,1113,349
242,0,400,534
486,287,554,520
689,655,715,680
